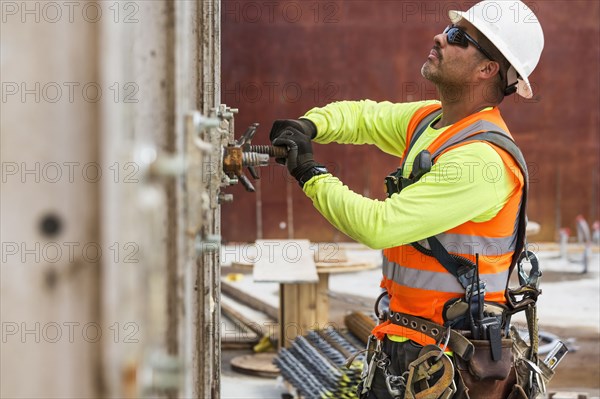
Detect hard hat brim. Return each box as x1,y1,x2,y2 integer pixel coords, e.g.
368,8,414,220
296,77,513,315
449,10,534,99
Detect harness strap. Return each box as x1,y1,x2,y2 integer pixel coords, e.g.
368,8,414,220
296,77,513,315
416,132,529,294
426,236,474,290
401,109,443,170
388,311,474,361
473,133,530,298
409,131,530,365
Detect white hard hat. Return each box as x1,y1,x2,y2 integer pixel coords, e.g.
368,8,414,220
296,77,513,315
449,1,544,98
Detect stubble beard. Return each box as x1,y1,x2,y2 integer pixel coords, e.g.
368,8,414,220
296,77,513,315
421,60,441,84
421,60,463,102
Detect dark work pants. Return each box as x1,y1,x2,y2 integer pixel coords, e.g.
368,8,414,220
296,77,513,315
362,337,423,399
361,337,468,399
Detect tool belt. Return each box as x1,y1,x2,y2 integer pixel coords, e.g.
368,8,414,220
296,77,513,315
388,311,513,379
387,311,474,362
373,310,557,399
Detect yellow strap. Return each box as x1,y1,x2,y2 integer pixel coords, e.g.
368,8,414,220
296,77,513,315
387,334,409,343
386,334,454,356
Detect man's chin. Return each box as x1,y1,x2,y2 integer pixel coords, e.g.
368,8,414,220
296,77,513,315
421,63,434,80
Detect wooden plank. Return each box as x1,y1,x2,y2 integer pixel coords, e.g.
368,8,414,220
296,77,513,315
234,260,377,274
280,283,300,348
312,243,348,263
221,280,278,320
253,240,318,283
548,393,589,399
230,353,280,378
279,275,332,348
298,283,317,334
223,263,253,273
279,285,285,349
220,307,260,349
314,261,378,274
221,340,257,350
221,302,264,338
315,274,330,329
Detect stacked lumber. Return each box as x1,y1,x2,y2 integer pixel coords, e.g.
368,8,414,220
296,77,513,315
344,312,378,345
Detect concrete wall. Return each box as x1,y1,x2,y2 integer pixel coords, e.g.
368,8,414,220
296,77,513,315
1,0,226,396
1,3,101,396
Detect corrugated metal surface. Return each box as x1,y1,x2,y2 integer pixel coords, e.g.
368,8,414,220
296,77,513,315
221,0,600,242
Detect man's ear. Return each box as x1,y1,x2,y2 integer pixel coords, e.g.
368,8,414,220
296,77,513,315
479,60,501,79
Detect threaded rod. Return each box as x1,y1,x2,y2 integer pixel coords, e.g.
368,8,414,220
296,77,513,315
248,145,287,158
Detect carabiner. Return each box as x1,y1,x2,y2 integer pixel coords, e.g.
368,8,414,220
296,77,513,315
517,250,542,289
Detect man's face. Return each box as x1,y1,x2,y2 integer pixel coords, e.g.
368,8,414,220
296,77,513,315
421,20,485,87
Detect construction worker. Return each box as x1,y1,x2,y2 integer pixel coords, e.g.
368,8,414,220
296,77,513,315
271,1,546,398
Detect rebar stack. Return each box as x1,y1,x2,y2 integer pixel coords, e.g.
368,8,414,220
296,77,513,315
274,328,366,399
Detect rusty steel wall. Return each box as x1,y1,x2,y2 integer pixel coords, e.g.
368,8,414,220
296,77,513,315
221,0,600,243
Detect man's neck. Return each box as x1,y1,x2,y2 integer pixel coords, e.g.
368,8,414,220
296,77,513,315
433,85,497,128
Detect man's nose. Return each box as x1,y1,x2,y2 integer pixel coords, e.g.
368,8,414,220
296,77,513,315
433,32,445,47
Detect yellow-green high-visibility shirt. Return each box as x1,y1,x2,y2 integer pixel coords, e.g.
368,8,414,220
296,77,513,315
300,99,517,249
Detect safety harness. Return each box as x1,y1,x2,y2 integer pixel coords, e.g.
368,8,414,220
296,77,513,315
360,109,561,399
390,108,529,356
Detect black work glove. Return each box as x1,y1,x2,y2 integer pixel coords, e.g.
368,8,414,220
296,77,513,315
271,128,323,185
269,118,317,143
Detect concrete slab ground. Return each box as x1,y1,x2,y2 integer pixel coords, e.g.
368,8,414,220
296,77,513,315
221,375,287,399
221,349,288,399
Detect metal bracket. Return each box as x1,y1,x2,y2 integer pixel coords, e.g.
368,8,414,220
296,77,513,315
187,111,218,153
222,121,287,193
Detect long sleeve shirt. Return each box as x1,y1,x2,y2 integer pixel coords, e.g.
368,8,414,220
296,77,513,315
300,100,517,249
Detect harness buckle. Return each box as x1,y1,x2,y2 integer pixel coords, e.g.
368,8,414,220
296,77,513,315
465,280,486,302
457,266,475,291
384,150,433,198
405,346,455,399
384,167,405,198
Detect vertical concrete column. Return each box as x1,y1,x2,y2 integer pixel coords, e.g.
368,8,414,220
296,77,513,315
99,0,182,396
0,3,101,397
191,1,223,397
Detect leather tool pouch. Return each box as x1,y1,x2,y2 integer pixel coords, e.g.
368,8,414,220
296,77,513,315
457,366,518,399
456,338,514,380
506,384,528,399
444,298,513,380
454,339,516,399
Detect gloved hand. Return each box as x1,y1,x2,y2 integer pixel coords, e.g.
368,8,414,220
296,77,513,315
269,118,317,142
271,128,323,185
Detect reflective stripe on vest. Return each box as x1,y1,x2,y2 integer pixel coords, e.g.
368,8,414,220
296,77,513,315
415,232,516,256
430,120,510,159
382,256,511,294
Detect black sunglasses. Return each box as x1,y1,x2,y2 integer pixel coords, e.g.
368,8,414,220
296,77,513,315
443,25,495,62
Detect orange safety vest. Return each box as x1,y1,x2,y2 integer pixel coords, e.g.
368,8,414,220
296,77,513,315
372,104,526,346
